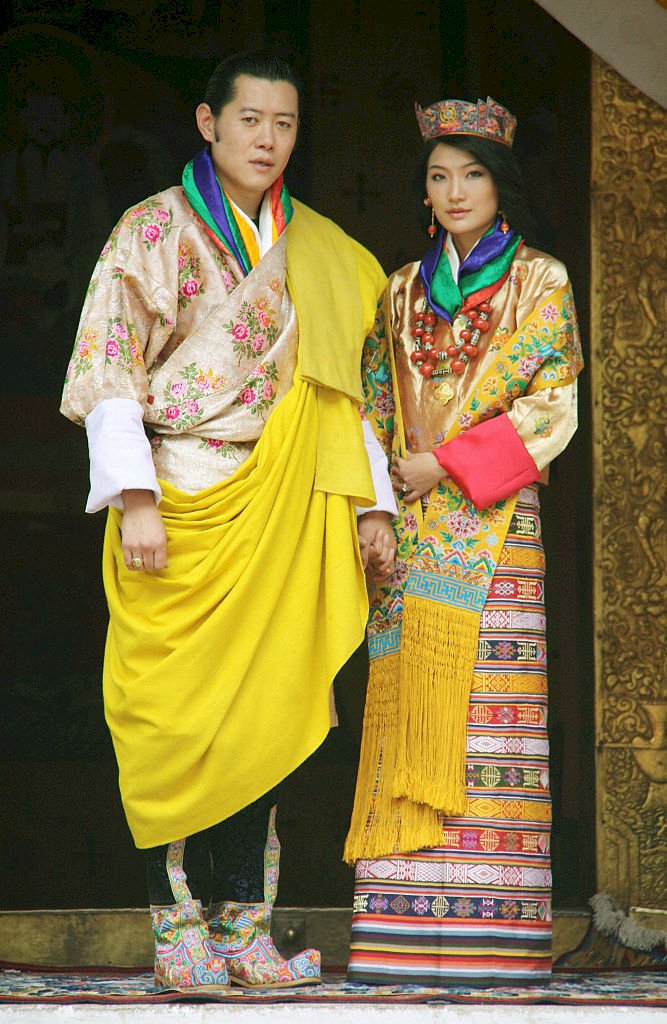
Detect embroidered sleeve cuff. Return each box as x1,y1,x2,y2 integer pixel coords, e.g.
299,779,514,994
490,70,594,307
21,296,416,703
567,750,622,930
434,412,539,510
85,398,161,513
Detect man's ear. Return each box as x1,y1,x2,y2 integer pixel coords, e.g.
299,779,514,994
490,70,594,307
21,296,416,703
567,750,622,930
195,103,216,143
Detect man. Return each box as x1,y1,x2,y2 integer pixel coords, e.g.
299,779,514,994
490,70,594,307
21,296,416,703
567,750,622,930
61,51,395,991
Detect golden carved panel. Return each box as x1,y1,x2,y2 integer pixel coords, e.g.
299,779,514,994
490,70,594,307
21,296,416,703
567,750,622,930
591,56,667,908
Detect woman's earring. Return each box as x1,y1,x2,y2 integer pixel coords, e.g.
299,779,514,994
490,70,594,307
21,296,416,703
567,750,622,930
424,196,437,237
499,210,510,234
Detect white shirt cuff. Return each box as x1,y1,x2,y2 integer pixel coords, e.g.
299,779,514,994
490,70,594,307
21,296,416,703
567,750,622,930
357,418,397,516
85,398,161,513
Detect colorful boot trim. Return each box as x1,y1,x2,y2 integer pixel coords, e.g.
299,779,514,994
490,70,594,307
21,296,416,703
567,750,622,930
151,898,229,990
207,900,321,988
150,836,228,990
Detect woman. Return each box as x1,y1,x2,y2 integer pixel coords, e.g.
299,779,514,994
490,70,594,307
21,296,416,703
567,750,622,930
345,96,583,987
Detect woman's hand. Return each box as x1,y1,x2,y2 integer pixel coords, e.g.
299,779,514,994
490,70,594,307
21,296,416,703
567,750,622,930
358,511,396,581
121,489,168,573
394,451,447,503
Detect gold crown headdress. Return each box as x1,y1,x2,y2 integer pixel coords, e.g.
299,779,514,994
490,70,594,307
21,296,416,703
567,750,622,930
415,96,517,148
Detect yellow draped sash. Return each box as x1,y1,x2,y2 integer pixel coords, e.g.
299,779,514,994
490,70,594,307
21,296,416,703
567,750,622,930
103,206,385,848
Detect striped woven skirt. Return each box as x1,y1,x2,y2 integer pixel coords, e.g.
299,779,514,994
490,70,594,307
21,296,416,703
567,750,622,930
348,485,552,986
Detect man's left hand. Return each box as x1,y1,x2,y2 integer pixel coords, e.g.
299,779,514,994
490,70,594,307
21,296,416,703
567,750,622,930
358,511,396,581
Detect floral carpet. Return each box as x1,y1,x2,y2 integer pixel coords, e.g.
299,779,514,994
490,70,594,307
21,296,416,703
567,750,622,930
0,964,665,1006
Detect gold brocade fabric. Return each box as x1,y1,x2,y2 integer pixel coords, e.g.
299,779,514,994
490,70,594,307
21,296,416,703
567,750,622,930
389,248,579,466
345,247,583,861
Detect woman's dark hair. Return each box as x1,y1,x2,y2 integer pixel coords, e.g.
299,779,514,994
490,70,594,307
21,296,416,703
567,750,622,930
415,134,538,245
203,50,303,118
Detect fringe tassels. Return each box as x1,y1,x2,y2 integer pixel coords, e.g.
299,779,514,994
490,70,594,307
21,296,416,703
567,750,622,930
343,653,443,863
393,594,480,813
590,893,667,954
344,594,481,863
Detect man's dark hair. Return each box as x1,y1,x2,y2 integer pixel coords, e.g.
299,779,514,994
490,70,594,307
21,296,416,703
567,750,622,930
415,134,538,246
203,50,303,118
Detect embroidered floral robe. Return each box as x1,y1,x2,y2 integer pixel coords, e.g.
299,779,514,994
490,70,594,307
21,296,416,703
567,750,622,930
361,246,582,662
364,247,579,475
62,187,298,492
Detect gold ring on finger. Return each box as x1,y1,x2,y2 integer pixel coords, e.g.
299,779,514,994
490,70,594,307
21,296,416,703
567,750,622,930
131,556,143,569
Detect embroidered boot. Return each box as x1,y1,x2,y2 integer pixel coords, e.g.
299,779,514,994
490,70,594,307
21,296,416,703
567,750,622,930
152,898,229,990
149,837,229,991
207,806,321,988
207,900,320,988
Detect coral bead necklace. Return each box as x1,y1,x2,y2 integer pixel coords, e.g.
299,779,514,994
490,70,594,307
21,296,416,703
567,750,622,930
411,299,492,378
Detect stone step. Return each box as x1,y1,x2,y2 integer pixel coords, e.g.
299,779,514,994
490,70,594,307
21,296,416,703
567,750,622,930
0,907,590,968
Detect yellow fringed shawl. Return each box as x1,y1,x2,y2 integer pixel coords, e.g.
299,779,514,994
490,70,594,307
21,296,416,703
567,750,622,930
103,204,385,848
344,282,582,862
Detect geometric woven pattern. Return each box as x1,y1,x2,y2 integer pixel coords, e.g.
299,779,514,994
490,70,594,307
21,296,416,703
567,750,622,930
350,487,553,985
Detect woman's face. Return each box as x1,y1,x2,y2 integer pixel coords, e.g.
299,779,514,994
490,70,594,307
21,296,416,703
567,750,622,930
426,142,499,258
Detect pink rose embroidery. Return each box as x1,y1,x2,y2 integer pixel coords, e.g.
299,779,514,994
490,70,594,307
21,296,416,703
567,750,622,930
404,512,418,532
232,322,249,341
207,438,224,449
78,341,89,357
222,272,234,289
388,560,410,585
252,334,265,352
186,400,200,414
155,209,170,223
518,356,540,378
447,510,482,540
171,381,187,395
177,256,186,269
257,310,270,327
195,375,211,391
181,278,200,297
112,322,129,340
144,224,162,242
106,339,120,358
262,381,274,400
375,392,395,418
166,405,181,420
239,387,257,406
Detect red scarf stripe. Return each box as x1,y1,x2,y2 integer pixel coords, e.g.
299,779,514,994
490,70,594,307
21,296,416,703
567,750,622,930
461,270,512,313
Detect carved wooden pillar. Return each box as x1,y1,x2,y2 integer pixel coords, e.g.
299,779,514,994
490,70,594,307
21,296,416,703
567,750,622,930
591,56,667,907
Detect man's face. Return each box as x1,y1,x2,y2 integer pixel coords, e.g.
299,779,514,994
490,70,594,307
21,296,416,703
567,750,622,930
196,74,298,218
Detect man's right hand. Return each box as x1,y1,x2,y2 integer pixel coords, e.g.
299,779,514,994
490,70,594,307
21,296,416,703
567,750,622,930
121,489,168,572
